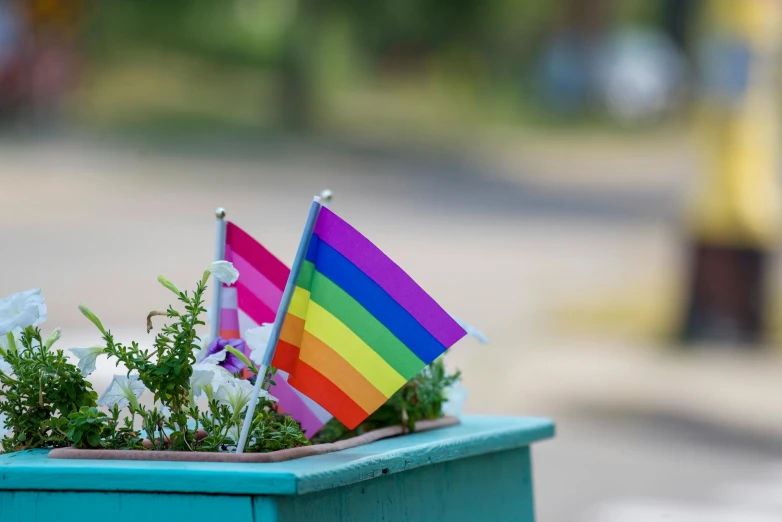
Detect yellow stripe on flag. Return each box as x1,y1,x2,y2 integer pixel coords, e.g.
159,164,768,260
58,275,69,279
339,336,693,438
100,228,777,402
303,301,406,396
289,286,310,319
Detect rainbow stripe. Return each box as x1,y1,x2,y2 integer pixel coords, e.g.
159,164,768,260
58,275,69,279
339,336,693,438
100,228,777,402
273,207,466,429
219,222,332,437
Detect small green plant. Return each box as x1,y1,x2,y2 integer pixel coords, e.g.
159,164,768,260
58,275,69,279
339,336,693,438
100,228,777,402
314,357,461,443
0,312,98,452
74,262,309,453
67,406,112,449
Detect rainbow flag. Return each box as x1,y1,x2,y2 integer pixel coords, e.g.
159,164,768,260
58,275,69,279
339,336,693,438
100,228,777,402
273,207,467,429
219,222,332,436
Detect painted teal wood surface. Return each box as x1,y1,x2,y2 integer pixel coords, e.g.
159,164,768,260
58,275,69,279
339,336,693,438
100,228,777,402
276,447,535,522
0,416,554,522
0,492,256,522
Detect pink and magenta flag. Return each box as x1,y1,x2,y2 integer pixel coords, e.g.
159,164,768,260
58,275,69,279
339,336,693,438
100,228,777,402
218,222,332,437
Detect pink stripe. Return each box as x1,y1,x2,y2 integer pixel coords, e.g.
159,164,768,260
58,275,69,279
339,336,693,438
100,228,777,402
270,378,326,437
219,308,239,332
236,280,277,326
225,222,289,290
314,207,465,347
225,246,284,311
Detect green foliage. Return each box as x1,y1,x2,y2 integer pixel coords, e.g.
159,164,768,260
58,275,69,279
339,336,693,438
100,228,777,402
79,271,308,453
96,279,205,451
67,406,111,449
246,411,311,453
0,328,98,452
314,357,460,443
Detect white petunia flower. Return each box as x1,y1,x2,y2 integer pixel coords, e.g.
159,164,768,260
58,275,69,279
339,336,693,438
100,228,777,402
193,336,211,363
200,349,227,366
0,289,47,336
207,261,239,286
214,377,256,413
98,374,146,410
69,346,104,376
194,364,232,402
190,367,215,399
245,324,273,365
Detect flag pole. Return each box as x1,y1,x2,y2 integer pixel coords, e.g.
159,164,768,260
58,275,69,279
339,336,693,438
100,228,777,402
210,208,227,342
236,195,323,453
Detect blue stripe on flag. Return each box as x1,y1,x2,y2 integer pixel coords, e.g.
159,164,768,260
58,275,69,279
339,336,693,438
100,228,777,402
305,234,447,364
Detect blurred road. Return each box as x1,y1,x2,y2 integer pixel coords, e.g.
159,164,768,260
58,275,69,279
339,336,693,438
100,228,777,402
2,134,782,521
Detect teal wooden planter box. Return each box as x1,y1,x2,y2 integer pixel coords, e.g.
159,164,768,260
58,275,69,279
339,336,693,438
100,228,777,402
0,416,554,522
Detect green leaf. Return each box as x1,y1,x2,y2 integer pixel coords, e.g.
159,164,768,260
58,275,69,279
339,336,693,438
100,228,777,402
224,345,258,374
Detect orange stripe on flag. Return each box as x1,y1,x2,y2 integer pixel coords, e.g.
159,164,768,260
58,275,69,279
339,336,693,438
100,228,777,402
288,361,369,429
219,329,241,340
280,313,305,347
299,331,388,414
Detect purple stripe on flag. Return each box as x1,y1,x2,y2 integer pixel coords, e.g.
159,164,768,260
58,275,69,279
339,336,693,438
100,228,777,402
219,308,239,332
225,245,284,311
235,280,277,326
269,378,326,437
314,207,466,347
226,222,289,290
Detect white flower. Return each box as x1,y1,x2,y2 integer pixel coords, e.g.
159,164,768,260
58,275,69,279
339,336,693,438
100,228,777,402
214,377,256,413
193,363,232,401
194,336,211,362
0,289,47,336
98,374,146,410
245,324,273,365
190,367,215,399
69,346,104,376
207,261,239,286
200,349,226,366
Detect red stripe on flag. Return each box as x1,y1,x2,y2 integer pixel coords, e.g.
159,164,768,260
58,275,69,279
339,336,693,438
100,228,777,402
288,361,369,429
226,222,289,289
272,339,300,374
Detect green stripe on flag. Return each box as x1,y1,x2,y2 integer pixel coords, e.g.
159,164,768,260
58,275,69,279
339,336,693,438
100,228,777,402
309,270,425,379
297,260,315,291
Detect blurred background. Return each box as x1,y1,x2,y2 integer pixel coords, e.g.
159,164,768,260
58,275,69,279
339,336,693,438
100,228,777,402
2,0,782,519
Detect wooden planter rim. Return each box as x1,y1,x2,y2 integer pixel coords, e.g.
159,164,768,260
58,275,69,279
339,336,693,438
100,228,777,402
47,416,460,463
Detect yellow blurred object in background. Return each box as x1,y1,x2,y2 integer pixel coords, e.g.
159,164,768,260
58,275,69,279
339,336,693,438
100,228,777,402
691,0,782,248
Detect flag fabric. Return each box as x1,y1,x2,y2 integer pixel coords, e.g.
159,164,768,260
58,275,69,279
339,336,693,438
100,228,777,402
272,207,467,429
219,222,332,436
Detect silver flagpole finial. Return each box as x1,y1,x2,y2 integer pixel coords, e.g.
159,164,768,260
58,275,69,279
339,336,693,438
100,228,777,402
215,207,226,219
319,189,333,207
